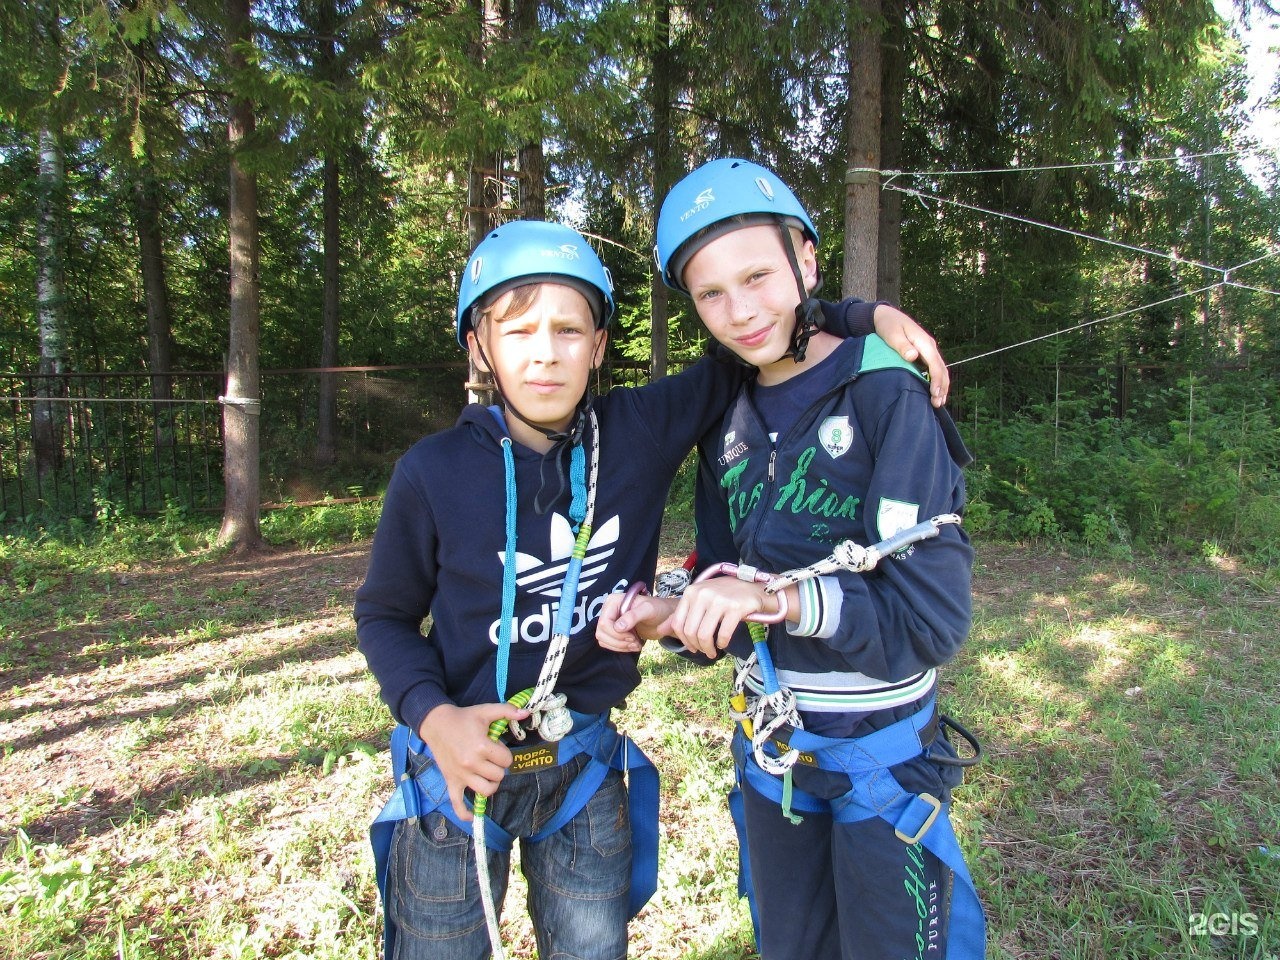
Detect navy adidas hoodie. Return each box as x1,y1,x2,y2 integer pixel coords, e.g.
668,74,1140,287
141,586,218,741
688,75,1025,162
354,300,879,734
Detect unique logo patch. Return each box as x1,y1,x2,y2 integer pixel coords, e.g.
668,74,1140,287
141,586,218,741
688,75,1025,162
876,498,920,546
719,430,748,467
818,416,853,459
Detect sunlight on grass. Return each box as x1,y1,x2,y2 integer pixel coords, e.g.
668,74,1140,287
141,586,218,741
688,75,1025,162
2,525,1278,959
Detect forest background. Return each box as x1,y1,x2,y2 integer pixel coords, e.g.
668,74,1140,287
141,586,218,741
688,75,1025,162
2,3,1280,959
1,0,1279,562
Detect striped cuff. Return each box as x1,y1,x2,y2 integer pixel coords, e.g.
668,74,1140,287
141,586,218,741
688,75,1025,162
785,575,842,639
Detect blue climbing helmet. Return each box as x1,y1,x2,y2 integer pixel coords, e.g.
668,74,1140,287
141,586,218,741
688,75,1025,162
456,220,616,347
654,158,819,293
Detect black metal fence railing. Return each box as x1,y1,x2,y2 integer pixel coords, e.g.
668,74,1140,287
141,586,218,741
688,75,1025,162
1,371,225,522
0,360,657,523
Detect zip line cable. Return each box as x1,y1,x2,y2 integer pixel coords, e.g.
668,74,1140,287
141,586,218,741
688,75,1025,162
882,182,1229,277
948,283,1223,367
874,146,1266,179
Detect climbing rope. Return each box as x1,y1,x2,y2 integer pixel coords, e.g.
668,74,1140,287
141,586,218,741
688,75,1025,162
472,687,534,960
700,515,964,814
473,408,601,958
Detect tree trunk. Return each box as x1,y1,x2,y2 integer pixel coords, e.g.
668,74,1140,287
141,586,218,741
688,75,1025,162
518,141,545,221
465,0,506,406
219,0,264,552
875,0,905,305
34,123,67,478
649,0,673,380
843,0,882,301
315,0,340,465
133,166,177,448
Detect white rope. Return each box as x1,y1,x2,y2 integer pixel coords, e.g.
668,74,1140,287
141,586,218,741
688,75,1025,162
880,146,1257,179
882,182,1228,277
509,409,600,744
473,826,505,960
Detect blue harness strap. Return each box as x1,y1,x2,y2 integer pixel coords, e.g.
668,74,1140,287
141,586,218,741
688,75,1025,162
728,698,986,960
370,715,659,960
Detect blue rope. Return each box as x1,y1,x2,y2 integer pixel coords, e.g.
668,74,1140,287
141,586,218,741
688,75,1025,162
496,436,517,702
553,441,589,639
568,441,586,529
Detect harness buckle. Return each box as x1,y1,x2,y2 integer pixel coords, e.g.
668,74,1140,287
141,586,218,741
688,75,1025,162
894,792,942,845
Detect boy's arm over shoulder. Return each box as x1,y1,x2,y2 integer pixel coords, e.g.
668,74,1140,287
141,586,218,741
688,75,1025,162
819,297,877,337
821,298,950,405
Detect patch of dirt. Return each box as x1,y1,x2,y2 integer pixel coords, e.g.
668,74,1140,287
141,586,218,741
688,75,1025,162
0,543,373,843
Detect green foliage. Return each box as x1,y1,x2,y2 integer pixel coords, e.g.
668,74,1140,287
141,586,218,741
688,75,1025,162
261,497,382,547
964,371,1280,565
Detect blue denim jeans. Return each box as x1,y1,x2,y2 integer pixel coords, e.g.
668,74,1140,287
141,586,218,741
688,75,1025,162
387,755,631,960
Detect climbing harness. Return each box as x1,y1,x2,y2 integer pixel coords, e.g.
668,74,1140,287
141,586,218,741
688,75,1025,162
370,407,659,960
689,513,985,959
712,514,962,815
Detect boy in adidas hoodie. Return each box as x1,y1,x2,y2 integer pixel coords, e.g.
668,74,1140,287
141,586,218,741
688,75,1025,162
600,160,985,960
354,219,948,960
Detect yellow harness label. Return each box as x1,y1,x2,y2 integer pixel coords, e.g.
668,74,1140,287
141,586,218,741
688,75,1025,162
509,742,559,774
769,734,818,767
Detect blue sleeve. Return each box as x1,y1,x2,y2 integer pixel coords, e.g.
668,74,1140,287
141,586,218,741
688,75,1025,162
820,297,881,337
823,380,972,680
691,427,757,660
608,354,745,474
353,460,450,731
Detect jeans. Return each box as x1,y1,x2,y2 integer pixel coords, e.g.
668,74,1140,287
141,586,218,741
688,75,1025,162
387,755,631,960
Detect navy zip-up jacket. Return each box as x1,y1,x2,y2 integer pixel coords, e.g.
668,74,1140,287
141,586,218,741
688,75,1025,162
693,336,973,732
355,301,879,734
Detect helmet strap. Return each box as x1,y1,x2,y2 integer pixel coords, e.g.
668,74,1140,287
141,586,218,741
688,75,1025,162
776,221,825,363
472,333,593,515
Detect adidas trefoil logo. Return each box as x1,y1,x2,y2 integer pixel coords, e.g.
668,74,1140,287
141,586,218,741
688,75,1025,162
489,514,623,645
502,513,619,596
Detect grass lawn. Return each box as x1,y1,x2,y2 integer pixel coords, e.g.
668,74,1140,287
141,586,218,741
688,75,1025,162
1,510,1277,959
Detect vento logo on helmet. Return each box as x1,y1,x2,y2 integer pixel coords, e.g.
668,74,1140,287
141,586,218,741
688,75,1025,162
680,188,716,223
538,243,581,261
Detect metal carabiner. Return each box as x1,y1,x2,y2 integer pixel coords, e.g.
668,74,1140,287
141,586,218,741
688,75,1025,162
693,562,789,624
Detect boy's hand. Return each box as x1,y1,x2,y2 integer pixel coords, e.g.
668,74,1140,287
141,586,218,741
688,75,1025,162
871,305,950,407
664,579,780,659
418,701,530,821
597,590,676,655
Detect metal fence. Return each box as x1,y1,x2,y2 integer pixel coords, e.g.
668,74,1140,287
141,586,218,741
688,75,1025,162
0,360,655,523
3,354,1202,524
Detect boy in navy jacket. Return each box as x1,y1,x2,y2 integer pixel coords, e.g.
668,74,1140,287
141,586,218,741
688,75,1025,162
600,160,985,960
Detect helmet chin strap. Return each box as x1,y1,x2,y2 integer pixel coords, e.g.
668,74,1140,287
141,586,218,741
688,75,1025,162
472,331,593,515
776,221,825,363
